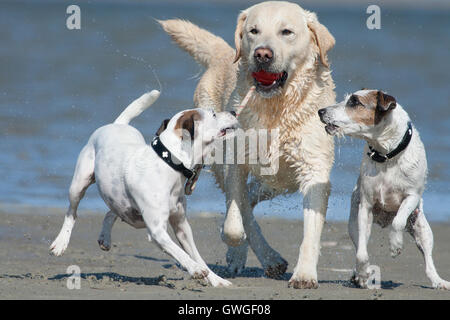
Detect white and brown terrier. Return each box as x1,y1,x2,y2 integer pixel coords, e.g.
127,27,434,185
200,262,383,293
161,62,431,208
318,89,450,289
49,90,238,287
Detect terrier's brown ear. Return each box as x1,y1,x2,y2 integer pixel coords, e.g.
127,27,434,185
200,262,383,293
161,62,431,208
155,119,170,136
175,110,201,140
307,13,335,68
233,11,247,63
376,91,397,111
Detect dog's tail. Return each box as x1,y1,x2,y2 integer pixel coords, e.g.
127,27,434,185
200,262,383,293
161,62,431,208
158,19,233,68
158,19,237,110
114,90,160,125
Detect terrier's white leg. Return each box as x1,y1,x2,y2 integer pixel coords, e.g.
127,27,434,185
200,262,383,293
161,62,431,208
349,189,374,288
98,210,118,251
348,184,361,251
390,194,421,257
50,145,95,256
354,198,373,288
407,202,450,290
136,197,208,279
169,204,232,287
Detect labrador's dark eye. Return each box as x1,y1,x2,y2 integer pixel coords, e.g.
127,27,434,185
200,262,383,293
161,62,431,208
281,29,293,36
213,112,217,118
250,28,258,35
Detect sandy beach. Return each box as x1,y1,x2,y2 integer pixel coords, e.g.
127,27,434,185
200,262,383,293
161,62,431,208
1,208,450,300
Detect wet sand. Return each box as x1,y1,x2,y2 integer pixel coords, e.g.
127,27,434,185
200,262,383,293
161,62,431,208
1,208,450,300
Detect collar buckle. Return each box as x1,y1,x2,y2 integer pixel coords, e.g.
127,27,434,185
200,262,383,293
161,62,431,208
184,164,203,195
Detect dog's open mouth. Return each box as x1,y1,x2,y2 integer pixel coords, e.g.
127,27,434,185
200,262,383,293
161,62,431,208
325,123,339,135
251,70,287,92
218,126,238,137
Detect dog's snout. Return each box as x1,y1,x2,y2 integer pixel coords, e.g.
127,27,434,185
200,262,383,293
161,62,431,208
230,111,237,117
254,47,273,64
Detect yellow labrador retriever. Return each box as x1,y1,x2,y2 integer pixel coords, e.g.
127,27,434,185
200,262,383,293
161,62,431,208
160,1,336,289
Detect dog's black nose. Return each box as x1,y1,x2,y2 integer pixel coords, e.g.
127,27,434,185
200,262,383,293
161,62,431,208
318,109,326,118
230,111,237,117
254,47,273,64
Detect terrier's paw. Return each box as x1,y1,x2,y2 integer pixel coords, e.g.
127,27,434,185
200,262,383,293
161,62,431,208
389,229,403,258
350,273,369,289
49,237,68,257
434,280,450,290
390,246,402,258
191,267,209,280
207,273,233,288
97,239,111,251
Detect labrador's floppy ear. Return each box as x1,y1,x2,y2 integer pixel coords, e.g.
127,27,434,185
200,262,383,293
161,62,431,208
174,110,201,141
155,119,170,136
307,13,335,68
376,91,397,111
233,11,248,63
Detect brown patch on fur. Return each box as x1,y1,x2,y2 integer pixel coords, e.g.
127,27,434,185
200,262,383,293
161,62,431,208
346,105,377,126
174,110,202,139
346,90,395,126
357,90,378,107
155,119,170,136
376,91,396,111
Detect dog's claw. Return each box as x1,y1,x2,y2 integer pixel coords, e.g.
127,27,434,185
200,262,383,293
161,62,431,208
288,278,319,289
49,237,69,256
264,259,288,279
435,281,450,290
390,247,402,258
97,239,111,251
207,274,233,288
191,268,209,280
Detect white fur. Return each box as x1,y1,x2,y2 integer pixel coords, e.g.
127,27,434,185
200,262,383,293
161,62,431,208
49,91,238,287
320,91,450,289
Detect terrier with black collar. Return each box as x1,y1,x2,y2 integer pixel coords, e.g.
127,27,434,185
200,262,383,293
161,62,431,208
49,90,238,287
319,89,450,289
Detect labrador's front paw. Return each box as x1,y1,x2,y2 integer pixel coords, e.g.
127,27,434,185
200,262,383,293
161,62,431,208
289,271,319,289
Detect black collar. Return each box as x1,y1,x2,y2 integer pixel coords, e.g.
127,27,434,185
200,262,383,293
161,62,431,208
367,121,413,163
151,135,195,179
151,135,203,195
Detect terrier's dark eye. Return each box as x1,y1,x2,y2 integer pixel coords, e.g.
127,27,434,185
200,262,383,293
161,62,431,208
213,112,217,118
281,29,293,36
348,95,361,107
250,28,258,35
